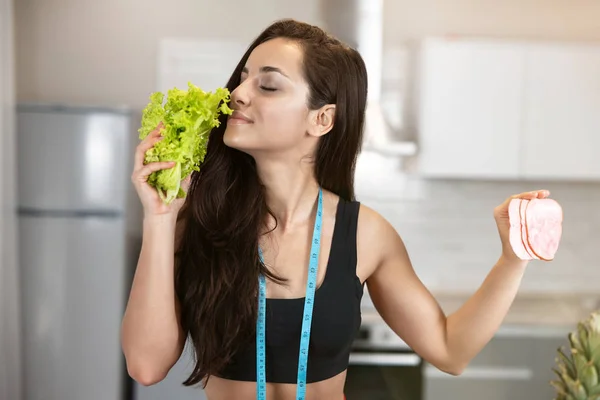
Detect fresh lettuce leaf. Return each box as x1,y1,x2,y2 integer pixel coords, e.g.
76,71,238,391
138,82,233,204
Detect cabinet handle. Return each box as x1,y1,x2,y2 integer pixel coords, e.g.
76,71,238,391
349,353,421,366
425,366,533,380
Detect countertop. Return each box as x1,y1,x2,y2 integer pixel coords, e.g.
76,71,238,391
360,290,600,337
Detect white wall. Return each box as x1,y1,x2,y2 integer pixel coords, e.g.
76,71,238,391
15,0,600,111
384,0,600,43
15,0,323,110
0,0,21,399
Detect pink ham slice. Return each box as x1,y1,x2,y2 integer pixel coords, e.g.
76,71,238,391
509,199,534,260
524,198,563,261
519,199,538,259
508,198,563,261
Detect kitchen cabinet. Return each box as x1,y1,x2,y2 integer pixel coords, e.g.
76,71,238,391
416,38,525,179
423,331,569,400
520,44,600,180
415,38,600,181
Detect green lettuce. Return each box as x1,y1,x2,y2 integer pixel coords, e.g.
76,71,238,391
138,82,233,204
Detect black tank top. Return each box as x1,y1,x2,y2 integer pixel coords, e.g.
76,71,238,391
216,198,364,383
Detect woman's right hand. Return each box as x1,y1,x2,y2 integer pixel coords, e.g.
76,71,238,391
131,122,191,218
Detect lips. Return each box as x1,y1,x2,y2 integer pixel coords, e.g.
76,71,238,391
229,111,253,123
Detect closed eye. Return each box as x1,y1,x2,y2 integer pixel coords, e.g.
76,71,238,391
260,86,277,92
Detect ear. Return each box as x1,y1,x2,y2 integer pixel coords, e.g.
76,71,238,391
307,104,336,137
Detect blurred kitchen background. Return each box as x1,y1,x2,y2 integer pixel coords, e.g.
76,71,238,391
1,0,599,399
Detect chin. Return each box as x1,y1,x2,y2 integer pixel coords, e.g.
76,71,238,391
223,128,252,153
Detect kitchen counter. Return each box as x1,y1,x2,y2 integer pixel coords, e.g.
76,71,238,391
436,291,599,336
361,290,600,337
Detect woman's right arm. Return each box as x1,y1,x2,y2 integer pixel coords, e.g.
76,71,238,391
121,214,186,386
120,122,191,386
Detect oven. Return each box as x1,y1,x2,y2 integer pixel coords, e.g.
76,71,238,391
345,312,423,400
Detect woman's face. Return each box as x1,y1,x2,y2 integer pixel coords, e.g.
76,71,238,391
223,38,316,156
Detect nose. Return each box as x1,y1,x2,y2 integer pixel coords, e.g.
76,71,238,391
231,81,250,107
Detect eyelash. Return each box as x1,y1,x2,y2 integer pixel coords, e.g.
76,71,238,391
238,76,277,92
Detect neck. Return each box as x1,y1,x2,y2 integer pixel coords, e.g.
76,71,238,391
256,159,320,231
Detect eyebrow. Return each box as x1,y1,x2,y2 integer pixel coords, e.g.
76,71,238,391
241,66,289,78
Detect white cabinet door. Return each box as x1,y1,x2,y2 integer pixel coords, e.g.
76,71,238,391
520,44,600,180
416,39,525,179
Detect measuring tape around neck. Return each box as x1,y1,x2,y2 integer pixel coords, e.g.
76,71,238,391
257,188,323,400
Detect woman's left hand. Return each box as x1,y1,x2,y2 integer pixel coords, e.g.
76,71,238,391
493,189,551,263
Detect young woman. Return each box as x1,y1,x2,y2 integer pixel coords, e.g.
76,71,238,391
121,18,549,400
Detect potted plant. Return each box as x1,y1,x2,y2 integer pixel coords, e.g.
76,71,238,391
551,311,600,399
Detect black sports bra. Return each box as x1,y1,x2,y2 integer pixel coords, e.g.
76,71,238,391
216,198,364,383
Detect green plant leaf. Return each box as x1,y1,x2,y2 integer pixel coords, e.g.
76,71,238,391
557,347,577,378
582,363,599,390
589,384,600,396
138,82,233,204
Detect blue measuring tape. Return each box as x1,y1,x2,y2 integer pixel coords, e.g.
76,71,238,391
257,187,323,400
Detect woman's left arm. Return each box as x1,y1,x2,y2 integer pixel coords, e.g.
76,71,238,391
363,189,550,375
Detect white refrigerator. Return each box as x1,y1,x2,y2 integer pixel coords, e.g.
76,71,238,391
17,103,132,400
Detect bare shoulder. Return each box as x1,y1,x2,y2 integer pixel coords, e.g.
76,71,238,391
355,203,407,282
356,203,395,234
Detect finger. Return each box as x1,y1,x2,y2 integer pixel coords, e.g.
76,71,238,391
135,122,166,164
151,121,165,137
181,174,192,191
523,189,550,198
132,161,176,183
141,122,165,142
510,190,550,200
537,189,550,198
134,122,166,167
134,135,165,169
140,122,165,148
148,121,164,135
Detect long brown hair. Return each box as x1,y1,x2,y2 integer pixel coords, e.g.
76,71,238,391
175,18,368,387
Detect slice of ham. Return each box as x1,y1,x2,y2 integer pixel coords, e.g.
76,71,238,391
519,199,538,259
509,199,534,260
524,198,563,261
508,198,563,261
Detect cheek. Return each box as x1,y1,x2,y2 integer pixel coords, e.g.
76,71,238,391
223,97,309,152
261,101,307,137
